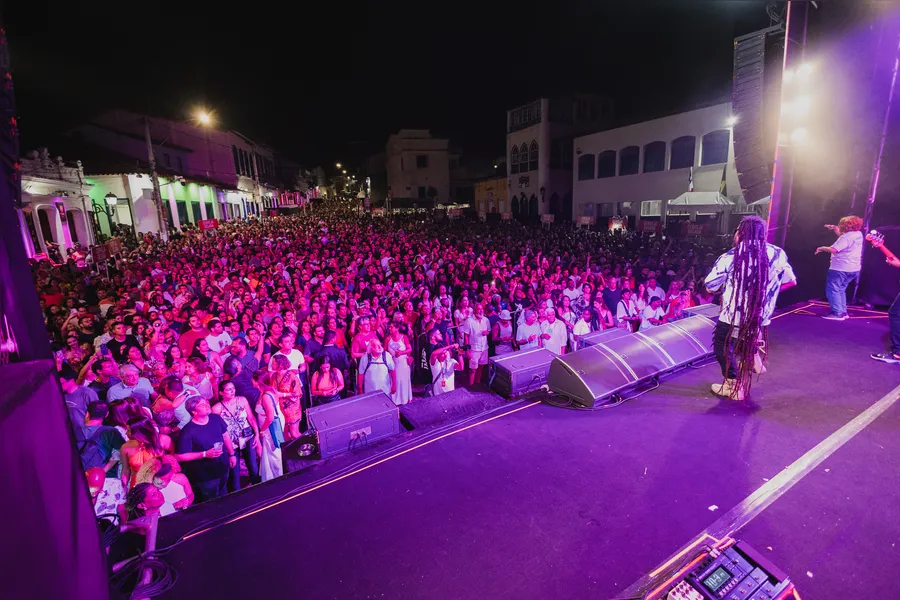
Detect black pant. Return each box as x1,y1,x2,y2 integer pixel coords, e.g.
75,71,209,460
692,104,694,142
713,321,738,379
194,477,227,503
889,293,900,356
227,442,261,493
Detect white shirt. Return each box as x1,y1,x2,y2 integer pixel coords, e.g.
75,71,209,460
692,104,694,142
465,316,490,351
540,320,568,354
206,331,233,354
573,319,592,337
272,349,305,371
704,243,796,327
516,322,541,349
646,286,665,303
616,299,637,322
360,352,395,397
430,356,458,395
829,231,863,272
641,305,666,330
563,287,583,302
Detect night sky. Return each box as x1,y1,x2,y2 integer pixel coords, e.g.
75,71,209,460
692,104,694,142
5,1,772,166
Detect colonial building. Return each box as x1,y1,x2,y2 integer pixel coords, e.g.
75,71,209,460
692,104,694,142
571,103,742,223
71,110,288,225
19,149,94,258
506,95,612,221
386,130,450,204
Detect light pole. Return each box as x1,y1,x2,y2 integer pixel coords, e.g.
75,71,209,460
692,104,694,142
144,118,168,241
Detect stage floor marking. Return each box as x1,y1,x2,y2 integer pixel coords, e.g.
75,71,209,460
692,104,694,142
180,400,541,543
616,380,900,599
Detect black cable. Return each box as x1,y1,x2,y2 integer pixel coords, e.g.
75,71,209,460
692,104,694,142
109,552,178,600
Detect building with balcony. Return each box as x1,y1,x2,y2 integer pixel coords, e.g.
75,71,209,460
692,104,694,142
571,103,743,223
507,95,612,221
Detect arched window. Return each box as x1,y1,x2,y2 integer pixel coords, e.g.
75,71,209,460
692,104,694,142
619,146,640,176
519,143,529,172
643,141,666,173
670,136,696,170
701,129,731,166
577,154,595,180
529,140,538,171
597,150,617,178
510,146,519,174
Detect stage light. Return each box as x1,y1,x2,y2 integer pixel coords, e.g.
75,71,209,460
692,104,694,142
336,162,342,169
797,63,814,79
783,69,795,83
793,95,812,115
725,116,737,127
790,127,808,144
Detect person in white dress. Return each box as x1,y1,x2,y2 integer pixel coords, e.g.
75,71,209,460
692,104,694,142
386,322,413,405
252,371,285,482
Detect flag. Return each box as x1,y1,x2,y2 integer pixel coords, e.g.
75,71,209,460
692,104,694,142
718,163,728,197
688,166,694,192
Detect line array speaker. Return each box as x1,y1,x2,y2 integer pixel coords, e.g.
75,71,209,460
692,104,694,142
548,315,716,407
732,25,785,205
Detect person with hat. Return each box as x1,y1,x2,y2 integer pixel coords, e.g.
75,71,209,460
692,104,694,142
492,309,515,355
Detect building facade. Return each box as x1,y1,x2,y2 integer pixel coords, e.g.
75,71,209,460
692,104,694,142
73,110,287,226
571,103,742,221
507,95,612,221
386,130,450,203
474,176,509,215
19,149,94,258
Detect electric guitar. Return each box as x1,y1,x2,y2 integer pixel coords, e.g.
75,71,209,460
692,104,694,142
866,230,899,264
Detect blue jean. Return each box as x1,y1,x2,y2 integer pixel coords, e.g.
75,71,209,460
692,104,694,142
890,293,900,356
825,270,858,315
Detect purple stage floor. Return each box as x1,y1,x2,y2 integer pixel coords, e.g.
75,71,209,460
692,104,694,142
156,302,900,600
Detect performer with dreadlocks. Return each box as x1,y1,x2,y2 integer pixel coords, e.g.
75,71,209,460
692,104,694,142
703,216,796,400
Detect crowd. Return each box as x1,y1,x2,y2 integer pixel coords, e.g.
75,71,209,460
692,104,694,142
36,203,728,520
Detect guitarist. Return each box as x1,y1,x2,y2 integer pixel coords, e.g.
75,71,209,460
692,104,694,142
815,216,864,321
868,232,900,364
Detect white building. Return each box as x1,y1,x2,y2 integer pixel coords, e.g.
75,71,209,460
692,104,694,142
386,130,450,203
507,96,612,220
19,149,94,258
571,103,743,222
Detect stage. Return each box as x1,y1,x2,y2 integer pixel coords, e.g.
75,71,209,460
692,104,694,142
155,302,900,600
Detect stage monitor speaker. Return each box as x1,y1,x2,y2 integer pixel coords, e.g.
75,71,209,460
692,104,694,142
683,303,721,320
732,25,785,205
305,391,400,459
399,387,506,430
576,327,632,350
548,316,716,407
489,347,556,398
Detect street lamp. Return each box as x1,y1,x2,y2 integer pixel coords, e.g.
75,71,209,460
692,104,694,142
336,162,342,169
194,109,214,127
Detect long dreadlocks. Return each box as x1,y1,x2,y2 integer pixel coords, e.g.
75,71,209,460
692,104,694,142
725,216,769,398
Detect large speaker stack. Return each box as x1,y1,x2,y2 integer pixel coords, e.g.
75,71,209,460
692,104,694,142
547,315,717,407
732,25,786,205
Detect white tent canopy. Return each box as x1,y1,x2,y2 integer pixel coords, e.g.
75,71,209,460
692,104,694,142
668,192,734,207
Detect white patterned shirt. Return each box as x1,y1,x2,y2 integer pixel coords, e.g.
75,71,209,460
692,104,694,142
704,243,796,327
